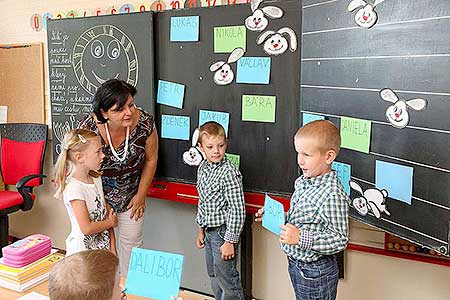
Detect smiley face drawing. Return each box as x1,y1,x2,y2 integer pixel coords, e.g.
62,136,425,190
72,24,138,95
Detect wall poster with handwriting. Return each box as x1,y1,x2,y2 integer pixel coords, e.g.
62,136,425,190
47,12,155,162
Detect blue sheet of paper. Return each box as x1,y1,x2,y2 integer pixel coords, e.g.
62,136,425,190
126,248,184,300
236,57,271,84
170,16,199,42
157,80,185,109
198,110,230,136
302,113,324,125
161,115,190,140
375,160,413,205
332,162,351,195
262,194,285,236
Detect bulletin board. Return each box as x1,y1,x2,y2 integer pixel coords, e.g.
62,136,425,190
47,12,155,162
301,0,450,255
155,0,301,195
0,44,45,123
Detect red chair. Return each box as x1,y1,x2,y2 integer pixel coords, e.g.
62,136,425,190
0,123,48,254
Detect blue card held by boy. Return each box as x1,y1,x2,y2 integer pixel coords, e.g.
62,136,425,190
262,194,285,236
126,248,184,300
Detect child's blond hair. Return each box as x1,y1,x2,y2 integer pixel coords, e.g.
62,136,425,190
49,250,118,300
53,128,100,199
295,120,341,155
198,121,226,144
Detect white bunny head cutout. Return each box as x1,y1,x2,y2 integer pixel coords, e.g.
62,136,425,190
209,47,245,86
350,180,390,219
182,128,205,166
256,27,297,56
347,0,385,28
380,88,427,129
245,0,284,32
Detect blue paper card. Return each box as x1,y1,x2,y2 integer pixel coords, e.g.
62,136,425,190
198,110,230,136
302,113,324,125
262,194,285,236
170,16,199,42
126,248,184,300
236,57,271,84
157,80,185,109
375,160,413,205
332,162,351,195
161,115,190,140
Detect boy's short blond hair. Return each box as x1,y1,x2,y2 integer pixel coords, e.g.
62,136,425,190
198,121,226,144
295,120,341,155
49,250,118,300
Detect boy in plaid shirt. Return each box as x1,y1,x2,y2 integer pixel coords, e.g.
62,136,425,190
195,121,246,300
256,120,349,300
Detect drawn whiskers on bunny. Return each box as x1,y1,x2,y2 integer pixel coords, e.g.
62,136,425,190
210,47,245,86
182,128,205,166
347,0,385,28
245,0,284,32
350,180,390,219
380,88,427,129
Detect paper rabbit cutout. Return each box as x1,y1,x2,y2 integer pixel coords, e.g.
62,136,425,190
347,0,385,28
350,180,390,219
245,0,284,32
380,88,427,129
210,47,245,85
256,27,297,56
182,128,205,166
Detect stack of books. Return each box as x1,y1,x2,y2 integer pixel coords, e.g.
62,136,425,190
0,250,64,292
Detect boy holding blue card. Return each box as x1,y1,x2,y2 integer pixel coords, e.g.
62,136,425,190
256,120,349,300
195,121,246,300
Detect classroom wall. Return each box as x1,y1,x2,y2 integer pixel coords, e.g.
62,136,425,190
2,1,450,299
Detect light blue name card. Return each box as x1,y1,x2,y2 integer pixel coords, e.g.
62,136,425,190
375,160,413,205
198,109,230,136
126,248,184,300
236,57,271,84
332,161,351,195
262,194,285,236
157,80,185,109
170,16,199,42
161,115,190,140
302,113,324,125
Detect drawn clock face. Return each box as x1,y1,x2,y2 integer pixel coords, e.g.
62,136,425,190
72,24,138,95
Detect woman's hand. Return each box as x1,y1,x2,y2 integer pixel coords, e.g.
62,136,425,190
254,207,264,222
127,194,146,221
220,242,235,260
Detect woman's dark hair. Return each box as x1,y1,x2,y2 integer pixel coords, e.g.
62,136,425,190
93,79,137,123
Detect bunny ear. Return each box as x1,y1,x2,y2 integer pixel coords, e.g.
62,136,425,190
210,61,225,72
349,180,364,195
251,0,263,12
192,128,200,146
406,98,427,111
373,0,385,7
278,27,297,52
227,47,245,63
262,6,284,19
256,30,275,45
347,0,366,11
380,88,399,103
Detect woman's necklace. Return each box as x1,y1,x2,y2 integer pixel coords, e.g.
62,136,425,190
104,122,129,162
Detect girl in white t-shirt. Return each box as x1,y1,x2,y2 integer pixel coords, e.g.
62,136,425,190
54,129,118,256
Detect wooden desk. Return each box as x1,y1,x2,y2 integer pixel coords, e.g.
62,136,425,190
0,278,213,300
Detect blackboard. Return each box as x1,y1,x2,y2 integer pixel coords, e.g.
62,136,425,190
155,1,302,195
302,0,450,255
47,12,155,162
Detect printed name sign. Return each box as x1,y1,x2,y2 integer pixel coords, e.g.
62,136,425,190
126,248,184,300
161,115,190,140
262,194,285,235
157,80,185,109
236,57,271,84
170,16,199,42
340,116,371,153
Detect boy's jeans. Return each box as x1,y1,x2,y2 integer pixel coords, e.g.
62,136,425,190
204,225,245,300
288,254,339,300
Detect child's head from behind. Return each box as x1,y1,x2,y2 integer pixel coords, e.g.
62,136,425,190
49,250,121,300
198,121,227,163
294,120,341,178
53,129,104,198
